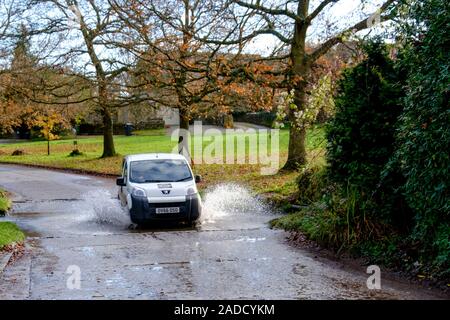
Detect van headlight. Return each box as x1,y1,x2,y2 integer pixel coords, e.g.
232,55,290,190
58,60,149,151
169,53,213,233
187,187,197,196
132,187,146,198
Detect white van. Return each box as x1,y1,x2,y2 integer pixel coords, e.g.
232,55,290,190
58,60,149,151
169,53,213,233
116,153,202,225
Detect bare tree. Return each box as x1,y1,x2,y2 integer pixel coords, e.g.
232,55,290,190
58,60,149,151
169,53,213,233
203,0,398,170
0,0,25,68
25,0,136,157
109,0,247,135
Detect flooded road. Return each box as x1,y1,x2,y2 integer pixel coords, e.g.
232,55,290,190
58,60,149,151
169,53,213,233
0,164,445,299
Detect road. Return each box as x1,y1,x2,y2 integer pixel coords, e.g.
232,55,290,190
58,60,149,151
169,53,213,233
0,164,445,299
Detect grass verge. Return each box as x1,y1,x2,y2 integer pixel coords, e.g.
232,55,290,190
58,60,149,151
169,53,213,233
0,221,25,251
0,222,25,250
0,189,11,216
0,192,25,250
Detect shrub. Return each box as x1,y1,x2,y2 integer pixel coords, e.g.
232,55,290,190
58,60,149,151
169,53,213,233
326,41,404,195
11,149,26,156
69,149,83,157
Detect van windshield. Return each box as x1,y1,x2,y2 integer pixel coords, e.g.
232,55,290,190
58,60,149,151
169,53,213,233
129,159,193,183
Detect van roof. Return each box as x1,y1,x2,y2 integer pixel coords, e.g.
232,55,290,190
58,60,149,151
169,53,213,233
126,153,187,162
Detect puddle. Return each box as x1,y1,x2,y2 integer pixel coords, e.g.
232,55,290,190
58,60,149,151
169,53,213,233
81,246,95,257
235,236,266,243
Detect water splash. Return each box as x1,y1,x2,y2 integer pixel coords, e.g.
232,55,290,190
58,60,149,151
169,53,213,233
201,184,271,223
78,185,271,228
79,190,131,226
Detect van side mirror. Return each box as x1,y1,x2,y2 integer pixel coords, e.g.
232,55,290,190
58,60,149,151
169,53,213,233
116,177,126,187
195,175,202,183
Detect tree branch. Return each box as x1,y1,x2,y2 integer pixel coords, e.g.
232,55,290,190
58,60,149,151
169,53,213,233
306,0,339,24
309,0,396,61
233,0,303,22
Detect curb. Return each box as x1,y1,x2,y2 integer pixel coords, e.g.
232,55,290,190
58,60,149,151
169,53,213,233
0,251,12,275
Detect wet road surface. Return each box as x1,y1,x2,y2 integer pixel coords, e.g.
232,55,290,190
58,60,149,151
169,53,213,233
0,164,445,299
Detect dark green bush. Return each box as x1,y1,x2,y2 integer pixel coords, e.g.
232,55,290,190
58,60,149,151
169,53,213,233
326,41,404,196
69,149,83,157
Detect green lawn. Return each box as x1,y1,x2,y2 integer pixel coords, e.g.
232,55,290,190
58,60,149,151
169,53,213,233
0,127,326,195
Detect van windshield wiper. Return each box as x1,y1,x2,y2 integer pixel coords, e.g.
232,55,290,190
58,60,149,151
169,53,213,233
173,177,193,182
140,177,192,183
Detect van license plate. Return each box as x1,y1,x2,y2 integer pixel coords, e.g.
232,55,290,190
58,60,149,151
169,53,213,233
156,207,180,214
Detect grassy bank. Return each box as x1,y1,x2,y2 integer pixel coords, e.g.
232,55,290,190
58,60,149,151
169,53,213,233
270,167,450,286
0,189,11,216
0,127,325,198
0,191,25,250
0,222,25,249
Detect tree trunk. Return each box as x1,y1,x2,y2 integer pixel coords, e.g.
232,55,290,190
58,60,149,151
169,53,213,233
78,11,116,159
178,106,191,161
223,113,234,129
283,6,310,171
284,121,307,170
179,107,190,130
283,81,309,169
101,106,116,158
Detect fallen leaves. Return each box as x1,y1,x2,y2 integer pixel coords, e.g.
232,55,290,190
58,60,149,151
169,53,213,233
2,242,26,266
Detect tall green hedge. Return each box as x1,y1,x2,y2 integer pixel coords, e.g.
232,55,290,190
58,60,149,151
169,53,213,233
326,41,404,197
